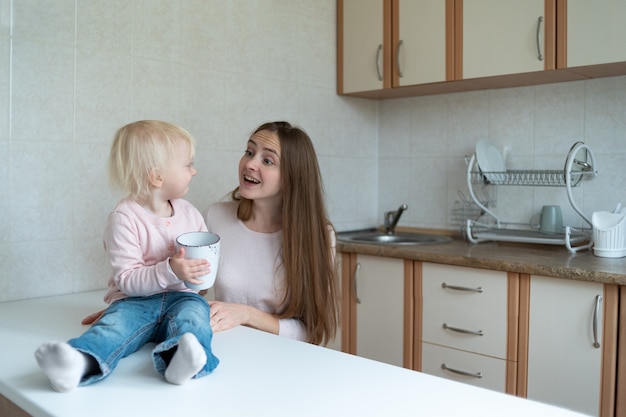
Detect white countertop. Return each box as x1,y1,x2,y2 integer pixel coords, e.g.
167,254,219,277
1,291,589,417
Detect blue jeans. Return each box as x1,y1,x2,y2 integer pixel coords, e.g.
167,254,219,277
68,292,219,386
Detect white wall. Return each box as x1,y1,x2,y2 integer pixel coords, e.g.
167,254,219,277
0,0,379,302
1,1,625,303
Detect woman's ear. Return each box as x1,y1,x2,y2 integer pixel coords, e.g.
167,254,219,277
148,168,164,188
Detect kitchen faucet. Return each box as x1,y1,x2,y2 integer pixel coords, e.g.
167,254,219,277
384,204,408,234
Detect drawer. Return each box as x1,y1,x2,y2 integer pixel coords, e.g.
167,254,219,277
422,263,508,358
421,342,507,393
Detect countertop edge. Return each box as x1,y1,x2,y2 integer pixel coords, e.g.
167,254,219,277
337,238,626,286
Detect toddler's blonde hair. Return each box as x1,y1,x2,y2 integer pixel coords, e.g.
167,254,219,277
108,120,196,200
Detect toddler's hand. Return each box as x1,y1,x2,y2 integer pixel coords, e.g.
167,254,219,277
169,247,211,285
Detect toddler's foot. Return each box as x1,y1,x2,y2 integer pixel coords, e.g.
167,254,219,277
34,342,87,392
164,333,206,385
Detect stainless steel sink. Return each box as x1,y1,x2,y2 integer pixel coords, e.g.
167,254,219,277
337,229,452,246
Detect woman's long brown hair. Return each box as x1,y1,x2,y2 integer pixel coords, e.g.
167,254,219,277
231,121,340,345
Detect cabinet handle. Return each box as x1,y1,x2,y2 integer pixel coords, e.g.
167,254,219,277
441,282,483,293
536,16,544,61
593,294,602,348
376,44,383,81
441,363,483,379
396,40,404,78
442,323,484,336
354,263,361,304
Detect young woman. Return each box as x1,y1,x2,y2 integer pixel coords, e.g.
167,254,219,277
205,121,340,346
35,120,219,392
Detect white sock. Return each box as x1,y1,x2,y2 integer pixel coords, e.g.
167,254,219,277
164,333,206,385
34,342,89,392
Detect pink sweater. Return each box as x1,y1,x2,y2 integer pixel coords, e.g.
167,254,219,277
103,198,207,304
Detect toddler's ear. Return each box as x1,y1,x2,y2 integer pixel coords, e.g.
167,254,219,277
148,167,164,187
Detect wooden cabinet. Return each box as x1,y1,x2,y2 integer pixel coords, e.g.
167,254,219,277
338,0,387,94
393,0,450,87
518,275,618,417
337,0,454,96
338,0,555,98
417,262,519,393
460,0,552,79
557,0,626,69
338,248,622,414
340,253,414,368
337,0,626,99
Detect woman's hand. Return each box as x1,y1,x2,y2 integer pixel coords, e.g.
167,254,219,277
208,301,280,335
81,309,106,325
208,301,250,333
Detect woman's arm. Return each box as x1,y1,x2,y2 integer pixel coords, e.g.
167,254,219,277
208,300,308,341
208,301,279,335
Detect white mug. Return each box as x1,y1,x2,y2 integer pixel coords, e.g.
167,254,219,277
176,232,220,290
530,205,563,234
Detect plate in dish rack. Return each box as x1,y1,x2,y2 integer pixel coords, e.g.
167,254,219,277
475,139,506,182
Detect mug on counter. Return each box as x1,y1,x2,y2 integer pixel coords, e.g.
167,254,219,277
530,205,563,234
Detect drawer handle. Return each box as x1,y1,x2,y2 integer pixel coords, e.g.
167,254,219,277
442,323,484,336
441,363,483,379
396,39,404,78
593,294,602,348
441,282,483,293
354,263,361,304
536,16,544,61
376,44,383,81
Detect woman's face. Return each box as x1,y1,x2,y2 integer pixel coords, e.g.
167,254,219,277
238,129,282,203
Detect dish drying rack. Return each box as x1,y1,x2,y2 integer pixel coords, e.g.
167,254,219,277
465,141,597,253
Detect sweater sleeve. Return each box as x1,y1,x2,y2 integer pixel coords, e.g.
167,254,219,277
278,318,308,341
104,211,182,297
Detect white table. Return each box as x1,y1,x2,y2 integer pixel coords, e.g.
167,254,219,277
0,291,590,417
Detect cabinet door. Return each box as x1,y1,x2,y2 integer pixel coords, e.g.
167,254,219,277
564,0,626,67
355,254,404,367
339,0,387,93
461,0,547,79
526,276,607,416
394,0,448,86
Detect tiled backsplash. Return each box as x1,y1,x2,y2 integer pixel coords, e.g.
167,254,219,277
379,78,626,234
1,1,625,302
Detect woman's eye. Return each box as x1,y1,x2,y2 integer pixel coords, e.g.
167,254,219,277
263,158,274,166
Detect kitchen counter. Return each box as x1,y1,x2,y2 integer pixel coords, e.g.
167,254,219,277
0,291,589,417
338,236,626,285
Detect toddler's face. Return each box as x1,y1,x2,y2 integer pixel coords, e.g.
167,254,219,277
161,140,196,199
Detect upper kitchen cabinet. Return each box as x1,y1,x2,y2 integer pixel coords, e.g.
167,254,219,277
337,0,455,98
338,0,389,93
393,0,452,87
459,0,554,79
337,0,626,99
556,0,626,76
